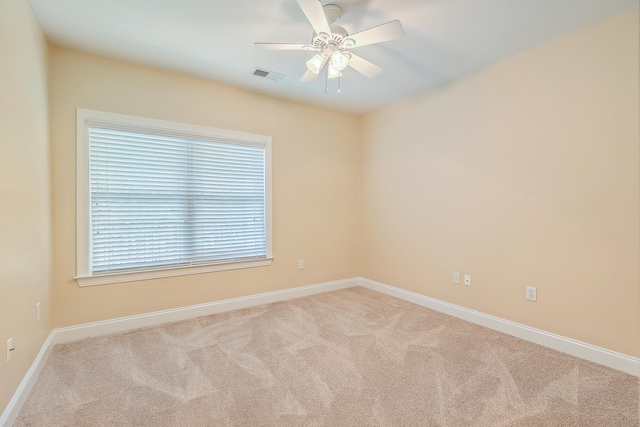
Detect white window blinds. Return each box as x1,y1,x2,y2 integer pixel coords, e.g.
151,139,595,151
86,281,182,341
88,126,267,275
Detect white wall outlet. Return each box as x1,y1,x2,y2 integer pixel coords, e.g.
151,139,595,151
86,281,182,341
453,272,460,285
297,260,304,270
526,286,537,301
464,275,471,286
36,302,41,322
6,338,13,363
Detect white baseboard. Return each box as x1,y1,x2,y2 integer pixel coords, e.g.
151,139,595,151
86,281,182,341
55,278,359,344
0,277,358,426
359,277,639,377
0,332,56,427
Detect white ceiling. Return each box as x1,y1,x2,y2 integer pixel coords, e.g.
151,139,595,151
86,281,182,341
30,0,638,115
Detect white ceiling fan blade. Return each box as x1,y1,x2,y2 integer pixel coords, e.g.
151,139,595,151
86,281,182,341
296,0,332,37
255,43,315,51
345,20,404,48
301,70,319,82
347,53,383,78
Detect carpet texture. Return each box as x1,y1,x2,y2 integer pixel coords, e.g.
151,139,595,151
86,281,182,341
14,287,639,426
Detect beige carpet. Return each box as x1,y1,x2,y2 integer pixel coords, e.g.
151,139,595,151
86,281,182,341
14,287,639,426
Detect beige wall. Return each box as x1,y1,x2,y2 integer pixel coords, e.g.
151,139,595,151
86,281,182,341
49,46,361,328
0,0,52,416
361,9,639,357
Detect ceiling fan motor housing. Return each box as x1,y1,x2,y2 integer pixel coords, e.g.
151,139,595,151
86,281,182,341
312,24,352,48
311,4,355,52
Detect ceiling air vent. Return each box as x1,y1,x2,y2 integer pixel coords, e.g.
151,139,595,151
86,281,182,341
252,68,285,82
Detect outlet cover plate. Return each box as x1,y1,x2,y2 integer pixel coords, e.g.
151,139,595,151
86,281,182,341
453,272,460,284
464,275,471,286
526,286,537,301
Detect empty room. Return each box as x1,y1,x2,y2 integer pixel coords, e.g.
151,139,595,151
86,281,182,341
1,0,638,425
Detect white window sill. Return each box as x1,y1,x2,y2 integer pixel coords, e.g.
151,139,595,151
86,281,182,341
75,258,273,287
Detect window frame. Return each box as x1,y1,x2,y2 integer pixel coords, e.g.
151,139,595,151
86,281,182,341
75,108,272,287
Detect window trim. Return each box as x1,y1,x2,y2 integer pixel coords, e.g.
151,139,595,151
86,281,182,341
75,108,272,287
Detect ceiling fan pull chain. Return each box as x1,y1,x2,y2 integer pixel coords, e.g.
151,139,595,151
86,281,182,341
325,66,329,93
338,76,341,95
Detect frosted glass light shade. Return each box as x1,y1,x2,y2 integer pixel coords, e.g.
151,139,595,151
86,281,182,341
306,54,325,74
330,51,349,71
327,64,343,79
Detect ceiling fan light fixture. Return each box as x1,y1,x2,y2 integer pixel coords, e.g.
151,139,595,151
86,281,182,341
330,50,350,71
306,53,325,74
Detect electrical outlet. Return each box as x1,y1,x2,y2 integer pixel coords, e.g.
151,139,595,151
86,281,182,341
453,272,460,285
526,286,537,301
6,338,13,363
464,275,471,286
36,302,41,322
298,260,304,270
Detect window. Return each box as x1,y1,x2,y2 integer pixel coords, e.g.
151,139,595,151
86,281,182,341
76,109,272,286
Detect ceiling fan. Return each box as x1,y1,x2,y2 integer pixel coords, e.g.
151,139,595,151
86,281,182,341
255,0,405,88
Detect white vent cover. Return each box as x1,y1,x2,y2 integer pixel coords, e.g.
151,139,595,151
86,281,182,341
252,68,285,82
